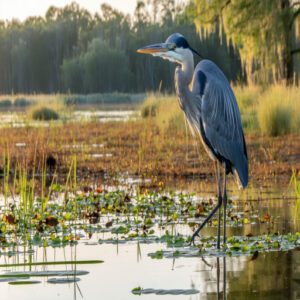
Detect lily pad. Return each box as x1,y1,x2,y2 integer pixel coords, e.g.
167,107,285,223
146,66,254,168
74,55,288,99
0,270,89,278
148,233,300,259
0,260,103,268
132,287,200,295
8,280,41,285
0,276,30,282
47,277,81,284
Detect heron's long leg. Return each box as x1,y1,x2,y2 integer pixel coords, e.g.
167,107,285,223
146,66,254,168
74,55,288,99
191,161,222,245
216,161,222,249
223,165,227,244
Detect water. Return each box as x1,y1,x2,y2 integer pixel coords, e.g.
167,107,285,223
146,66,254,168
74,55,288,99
0,104,138,127
0,182,298,300
0,232,297,300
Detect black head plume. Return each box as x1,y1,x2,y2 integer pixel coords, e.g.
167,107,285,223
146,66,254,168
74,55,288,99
165,33,203,58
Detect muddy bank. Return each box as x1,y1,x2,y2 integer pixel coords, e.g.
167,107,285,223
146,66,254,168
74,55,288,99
0,120,298,186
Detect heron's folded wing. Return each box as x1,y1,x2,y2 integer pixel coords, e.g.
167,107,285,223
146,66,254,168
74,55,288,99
193,64,248,186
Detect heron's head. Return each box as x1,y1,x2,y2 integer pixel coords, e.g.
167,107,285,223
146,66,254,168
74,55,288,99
137,33,201,64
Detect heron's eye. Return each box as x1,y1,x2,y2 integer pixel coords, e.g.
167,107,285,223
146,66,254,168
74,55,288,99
167,43,176,50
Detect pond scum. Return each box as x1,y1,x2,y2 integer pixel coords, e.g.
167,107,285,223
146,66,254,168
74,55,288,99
0,153,300,286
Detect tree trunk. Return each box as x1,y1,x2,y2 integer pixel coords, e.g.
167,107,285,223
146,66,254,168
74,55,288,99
281,0,294,85
283,36,294,85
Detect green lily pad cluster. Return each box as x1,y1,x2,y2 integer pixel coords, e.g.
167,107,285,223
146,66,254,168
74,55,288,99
148,232,300,259
0,189,222,249
0,186,270,253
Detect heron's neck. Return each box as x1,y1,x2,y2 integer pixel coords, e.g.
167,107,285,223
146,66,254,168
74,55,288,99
181,55,194,86
175,54,195,113
175,54,194,99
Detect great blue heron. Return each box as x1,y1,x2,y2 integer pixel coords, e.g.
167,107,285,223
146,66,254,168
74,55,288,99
137,33,248,248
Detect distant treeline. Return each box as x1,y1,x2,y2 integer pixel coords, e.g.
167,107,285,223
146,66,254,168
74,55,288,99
0,1,243,94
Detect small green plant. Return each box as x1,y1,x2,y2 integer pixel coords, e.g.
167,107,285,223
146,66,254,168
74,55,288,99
290,169,300,200
132,286,142,295
32,107,59,121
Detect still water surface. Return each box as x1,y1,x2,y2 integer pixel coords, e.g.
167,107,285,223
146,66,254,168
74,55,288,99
0,181,298,300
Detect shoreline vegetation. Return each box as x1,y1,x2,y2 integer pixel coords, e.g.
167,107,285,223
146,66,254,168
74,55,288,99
0,85,298,187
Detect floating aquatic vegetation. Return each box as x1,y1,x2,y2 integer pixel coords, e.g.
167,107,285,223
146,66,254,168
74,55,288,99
0,276,30,282
0,260,103,268
8,280,41,285
148,233,300,259
0,270,89,278
0,188,226,249
47,277,81,284
131,287,199,295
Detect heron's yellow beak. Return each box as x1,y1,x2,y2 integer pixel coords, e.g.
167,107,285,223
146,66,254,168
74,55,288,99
137,43,168,54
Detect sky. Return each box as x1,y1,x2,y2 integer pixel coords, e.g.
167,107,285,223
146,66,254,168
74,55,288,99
0,0,138,21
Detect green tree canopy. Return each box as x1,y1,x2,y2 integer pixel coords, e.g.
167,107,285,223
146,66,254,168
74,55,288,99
193,0,300,84
0,0,243,94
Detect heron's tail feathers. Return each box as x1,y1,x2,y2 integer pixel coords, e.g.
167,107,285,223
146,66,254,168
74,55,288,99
233,157,248,189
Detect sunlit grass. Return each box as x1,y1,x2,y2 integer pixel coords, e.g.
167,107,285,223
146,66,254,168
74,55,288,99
140,93,184,132
290,169,300,200
257,85,300,136
141,85,300,136
234,85,261,133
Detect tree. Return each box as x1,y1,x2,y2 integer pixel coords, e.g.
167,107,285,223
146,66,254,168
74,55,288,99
193,0,300,84
0,0,243,94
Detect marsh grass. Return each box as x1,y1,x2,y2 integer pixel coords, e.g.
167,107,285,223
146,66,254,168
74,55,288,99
290,169,300,222
141,85,300,137
234,85,261,132
31,107,60,121
140,93,184,132
290,169,300,200
0,87,297,181
0,150,79,247
257,86,300,136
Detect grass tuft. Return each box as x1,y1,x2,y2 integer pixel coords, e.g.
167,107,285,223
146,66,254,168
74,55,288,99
140,93,184,131
32,107,60,121
258,100,292,136
257,85,300,136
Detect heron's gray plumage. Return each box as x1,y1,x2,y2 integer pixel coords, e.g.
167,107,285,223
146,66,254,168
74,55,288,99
175,59,248,188
137,33,248,246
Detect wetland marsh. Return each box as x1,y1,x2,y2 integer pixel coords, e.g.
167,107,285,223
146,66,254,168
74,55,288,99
0,98,298,300
0,0,300,298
